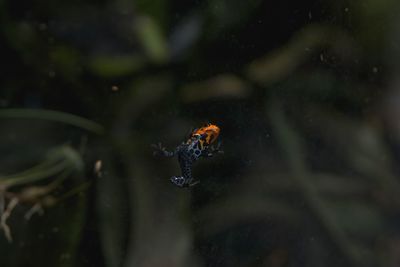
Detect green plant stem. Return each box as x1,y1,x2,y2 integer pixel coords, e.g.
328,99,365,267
269,103,364,267
0,108,104,134
56,181,91,203
0,160,71,188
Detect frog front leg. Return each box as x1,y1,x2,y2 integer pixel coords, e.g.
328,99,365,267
202,141,224,158
151,142,175,157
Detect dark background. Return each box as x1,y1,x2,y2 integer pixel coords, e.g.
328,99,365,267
1,0,400,266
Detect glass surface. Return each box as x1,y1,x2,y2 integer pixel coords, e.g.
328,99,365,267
0,0,399,266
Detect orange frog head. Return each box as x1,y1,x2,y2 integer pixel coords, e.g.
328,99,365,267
191,123,220,147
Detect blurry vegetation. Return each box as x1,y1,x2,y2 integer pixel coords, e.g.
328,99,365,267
1,0,400,267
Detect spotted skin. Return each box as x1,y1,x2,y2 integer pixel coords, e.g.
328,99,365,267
153,124,222,188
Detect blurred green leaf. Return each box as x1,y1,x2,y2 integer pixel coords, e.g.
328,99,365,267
88,53,146,77
134,0,168,28
49,46,81,79
0,146,83,189
135,16,169,64
0,108,104,134
181,73,251,102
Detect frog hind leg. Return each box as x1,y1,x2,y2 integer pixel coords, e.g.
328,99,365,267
170,176,187,187
170,176,199,188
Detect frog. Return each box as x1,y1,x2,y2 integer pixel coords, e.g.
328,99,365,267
152,123,222,188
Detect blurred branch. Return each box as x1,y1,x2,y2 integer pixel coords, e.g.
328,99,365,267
196,195,301,238
0,197,18,243
259,172,370,198
303,107,400,207
0,145,85,242
269,102,366,267
56,181,91,203
181,73,251,102
246,24,356,86
110,79,195,267
0,159,69,189
0,146,83,189
0,108,104,134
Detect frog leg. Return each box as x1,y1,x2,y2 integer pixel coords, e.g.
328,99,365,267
202,141,224,158
151,142,175,157
170,176,200,188
170,176,187,187
171,159,199,188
